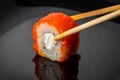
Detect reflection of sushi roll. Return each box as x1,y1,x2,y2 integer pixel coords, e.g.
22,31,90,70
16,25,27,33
32,12,79,62
33,54,80,80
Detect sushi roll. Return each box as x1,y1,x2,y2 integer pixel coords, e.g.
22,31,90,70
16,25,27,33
32,12,79,62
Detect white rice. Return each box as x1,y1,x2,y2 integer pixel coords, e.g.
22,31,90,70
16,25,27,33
37,22,61,61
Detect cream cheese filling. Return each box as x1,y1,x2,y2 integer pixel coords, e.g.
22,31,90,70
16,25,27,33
43,33,57,50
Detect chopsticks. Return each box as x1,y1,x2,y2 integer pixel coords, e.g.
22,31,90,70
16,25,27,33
71,4,120,20
54,9,120,41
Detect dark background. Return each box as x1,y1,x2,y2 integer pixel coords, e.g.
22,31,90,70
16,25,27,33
0,0,120,80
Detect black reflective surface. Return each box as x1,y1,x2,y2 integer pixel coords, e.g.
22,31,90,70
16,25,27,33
0,0,120,80
33,54,80,80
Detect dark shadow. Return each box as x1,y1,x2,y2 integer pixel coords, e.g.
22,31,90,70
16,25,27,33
33,54,81,80
16,0,116,11
15,0,120,23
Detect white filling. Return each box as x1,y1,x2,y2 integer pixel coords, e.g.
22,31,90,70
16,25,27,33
43,33,57,50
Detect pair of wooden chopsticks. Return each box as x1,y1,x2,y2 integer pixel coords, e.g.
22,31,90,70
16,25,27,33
54,4,120,41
